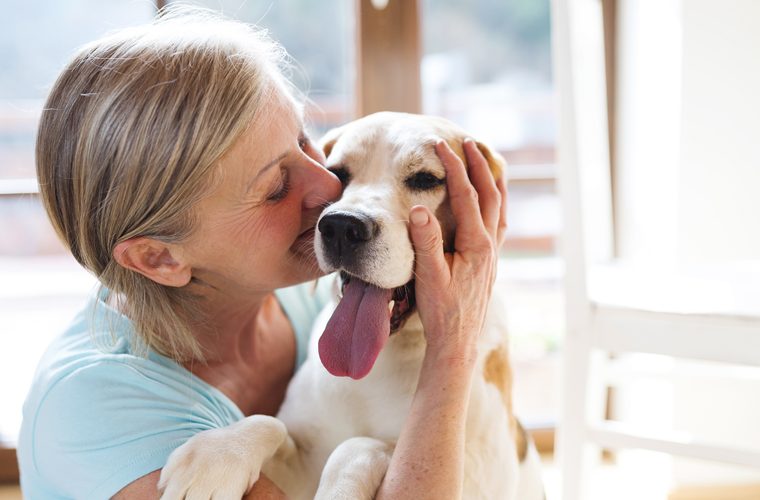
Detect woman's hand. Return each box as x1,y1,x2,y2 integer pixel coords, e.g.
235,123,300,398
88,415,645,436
376,139,506,500
408,139,507,364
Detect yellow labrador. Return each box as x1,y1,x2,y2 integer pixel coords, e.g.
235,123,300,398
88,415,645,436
159,112,544,500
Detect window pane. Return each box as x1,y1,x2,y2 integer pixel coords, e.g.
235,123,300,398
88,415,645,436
421,0,554,157
422,0,559,256
190,0,356,136
0,0,156,180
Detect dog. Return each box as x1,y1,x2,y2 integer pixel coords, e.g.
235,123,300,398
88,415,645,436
159,112,544,499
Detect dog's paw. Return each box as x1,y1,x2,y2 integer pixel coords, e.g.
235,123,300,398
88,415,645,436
315,437,394,500
158,415,288,500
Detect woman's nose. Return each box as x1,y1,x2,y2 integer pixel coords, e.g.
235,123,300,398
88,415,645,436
301,156,342,210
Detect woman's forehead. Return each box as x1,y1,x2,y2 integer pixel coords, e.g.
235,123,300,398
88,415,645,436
212,96,302,190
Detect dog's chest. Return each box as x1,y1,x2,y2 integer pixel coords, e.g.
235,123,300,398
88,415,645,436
285,296,518,498
463,371,520,498
359,333,520,498
323,326,426,439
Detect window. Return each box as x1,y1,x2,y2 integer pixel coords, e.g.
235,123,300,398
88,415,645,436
0,1,157,180
422,0,554,159
422,0,561,430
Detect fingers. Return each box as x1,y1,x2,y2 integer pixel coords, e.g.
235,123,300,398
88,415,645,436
435,141,487,251
462,139,501,237
408,205,450,287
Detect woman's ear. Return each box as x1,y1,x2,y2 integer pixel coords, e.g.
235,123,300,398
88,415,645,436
112,237,191,287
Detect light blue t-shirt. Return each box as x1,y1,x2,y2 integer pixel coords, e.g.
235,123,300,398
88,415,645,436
17,278,334,499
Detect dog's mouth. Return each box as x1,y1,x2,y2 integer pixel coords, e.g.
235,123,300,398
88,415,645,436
318,271,416,380
340,272,416,333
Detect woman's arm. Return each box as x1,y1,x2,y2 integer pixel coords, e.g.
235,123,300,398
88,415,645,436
112,470,287,499
374,350,477,499
375,139,507,500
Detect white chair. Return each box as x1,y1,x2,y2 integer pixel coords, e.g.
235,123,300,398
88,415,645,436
551,0,760,498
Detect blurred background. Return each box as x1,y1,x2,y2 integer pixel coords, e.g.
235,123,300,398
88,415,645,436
1,0,759,499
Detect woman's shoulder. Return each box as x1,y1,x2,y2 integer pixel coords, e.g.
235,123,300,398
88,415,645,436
23,291,242,427
17,352,238,498
17,292,243,498
25,292,155,401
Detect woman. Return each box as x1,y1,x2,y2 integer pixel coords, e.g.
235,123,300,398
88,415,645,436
18,6,506,499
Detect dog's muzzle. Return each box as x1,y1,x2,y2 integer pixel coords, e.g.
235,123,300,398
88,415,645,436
317,211,378,268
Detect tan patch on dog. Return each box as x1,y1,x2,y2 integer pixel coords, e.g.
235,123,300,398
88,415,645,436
484,345,527,462
483,345,512,412
444,138,505,181
514,418,528,462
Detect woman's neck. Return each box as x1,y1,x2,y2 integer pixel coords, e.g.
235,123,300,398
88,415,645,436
185,291,297,416
191,291,269,363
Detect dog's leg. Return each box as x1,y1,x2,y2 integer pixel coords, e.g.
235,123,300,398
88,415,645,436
158,415,288,500
314,437,394,500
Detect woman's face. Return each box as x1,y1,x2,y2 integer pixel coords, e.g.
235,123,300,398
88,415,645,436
181,91,342,296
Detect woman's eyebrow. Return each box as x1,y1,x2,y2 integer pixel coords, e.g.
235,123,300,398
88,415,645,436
244,151,288,194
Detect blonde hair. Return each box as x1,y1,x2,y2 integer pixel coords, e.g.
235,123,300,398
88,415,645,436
36,5,297,361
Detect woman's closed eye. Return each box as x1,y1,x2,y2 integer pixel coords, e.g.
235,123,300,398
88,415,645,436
266,168,290,202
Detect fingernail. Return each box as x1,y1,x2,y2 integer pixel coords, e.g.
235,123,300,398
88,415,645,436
410,208,429,226
464,137,474,144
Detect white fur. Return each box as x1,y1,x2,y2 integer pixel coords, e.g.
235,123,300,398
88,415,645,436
160,113,544,500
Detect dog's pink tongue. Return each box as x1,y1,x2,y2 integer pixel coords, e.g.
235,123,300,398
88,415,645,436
319,278,393,380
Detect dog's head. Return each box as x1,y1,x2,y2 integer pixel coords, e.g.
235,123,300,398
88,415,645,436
315,112,505,379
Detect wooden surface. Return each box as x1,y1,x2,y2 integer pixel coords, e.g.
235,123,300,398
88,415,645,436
356,0,421,116
669,483,760,500
601,0,617,254
0,485,21,500
0,448,18,484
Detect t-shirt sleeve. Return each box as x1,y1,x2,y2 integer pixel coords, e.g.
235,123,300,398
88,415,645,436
28,359,238,499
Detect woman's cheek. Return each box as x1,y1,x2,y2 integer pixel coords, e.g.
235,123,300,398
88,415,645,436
265,204,301,243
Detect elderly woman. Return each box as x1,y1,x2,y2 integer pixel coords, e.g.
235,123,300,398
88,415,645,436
18,7,506,500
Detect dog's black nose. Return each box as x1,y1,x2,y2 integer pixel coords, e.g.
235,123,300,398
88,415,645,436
318,212,377,261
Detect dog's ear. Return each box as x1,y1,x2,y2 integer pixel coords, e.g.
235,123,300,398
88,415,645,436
319,125,344,160
475,140,506,181
444,137,506,181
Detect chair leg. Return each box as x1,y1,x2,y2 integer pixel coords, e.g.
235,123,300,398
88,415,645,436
559,339,607,500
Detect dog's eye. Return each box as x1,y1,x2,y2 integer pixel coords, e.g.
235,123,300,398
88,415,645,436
405,171,445,191
328,166,351,187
